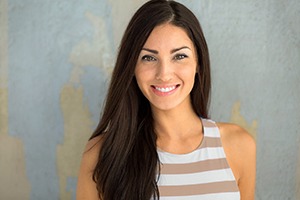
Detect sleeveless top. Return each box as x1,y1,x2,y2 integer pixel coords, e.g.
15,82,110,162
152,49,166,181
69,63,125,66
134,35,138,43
156,118,240,200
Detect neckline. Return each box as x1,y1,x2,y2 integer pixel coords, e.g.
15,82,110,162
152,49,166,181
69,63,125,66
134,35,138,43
156,118,206,156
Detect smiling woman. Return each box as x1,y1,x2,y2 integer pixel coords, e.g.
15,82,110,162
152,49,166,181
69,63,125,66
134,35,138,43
76,0,256,200
135,23,198,111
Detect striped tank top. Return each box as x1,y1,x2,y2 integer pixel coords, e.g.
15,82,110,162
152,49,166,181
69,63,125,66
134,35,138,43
156,118,240,200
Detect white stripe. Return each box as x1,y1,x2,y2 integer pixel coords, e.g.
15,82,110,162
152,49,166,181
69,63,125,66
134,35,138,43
158,168,236,186
203,127,220,138
158,147,226,164
158,192,240,200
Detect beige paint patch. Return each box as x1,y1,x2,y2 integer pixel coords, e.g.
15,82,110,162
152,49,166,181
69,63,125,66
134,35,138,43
57,85,93,200
108,0,147,46
230,101,257,140
0,0,8,88
0,134,31,199
69,12,113,84
57,12,114,199
0,1,31,199
297,146,300,198
0,89,8,136
0,0,9,136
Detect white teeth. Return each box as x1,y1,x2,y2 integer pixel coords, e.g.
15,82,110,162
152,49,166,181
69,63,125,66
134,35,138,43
155,86,176,92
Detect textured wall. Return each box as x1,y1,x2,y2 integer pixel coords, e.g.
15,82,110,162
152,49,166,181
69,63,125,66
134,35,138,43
0,0,299,199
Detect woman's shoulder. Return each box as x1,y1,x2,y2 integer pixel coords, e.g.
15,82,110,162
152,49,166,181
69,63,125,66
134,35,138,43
76,135,103,200
81,135,103,169
84,135,103,153
215,122,256,195
78,135,103,178
216,122,256,150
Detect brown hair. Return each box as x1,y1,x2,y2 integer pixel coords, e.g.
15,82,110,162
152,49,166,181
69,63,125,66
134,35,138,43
90,0,211,199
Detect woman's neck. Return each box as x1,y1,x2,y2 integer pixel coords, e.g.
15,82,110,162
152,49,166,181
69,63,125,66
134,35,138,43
152,102,202,140
152,103,203,154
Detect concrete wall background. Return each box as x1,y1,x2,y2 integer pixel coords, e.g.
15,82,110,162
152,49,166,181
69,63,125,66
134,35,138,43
0,0,299,199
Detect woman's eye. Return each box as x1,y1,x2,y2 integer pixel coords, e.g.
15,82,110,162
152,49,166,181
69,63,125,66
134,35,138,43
174,54,188,60
141,55,156,62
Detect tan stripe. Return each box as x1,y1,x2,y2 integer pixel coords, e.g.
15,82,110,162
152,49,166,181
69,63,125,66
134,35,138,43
160,158,229,174
199,137,222,149
159,181,239,196
201,119,216,128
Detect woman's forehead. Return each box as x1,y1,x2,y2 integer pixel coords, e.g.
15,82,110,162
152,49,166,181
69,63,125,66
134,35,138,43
143,23,195,50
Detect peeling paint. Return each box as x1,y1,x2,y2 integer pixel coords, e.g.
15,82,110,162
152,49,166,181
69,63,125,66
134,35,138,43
108,0,147,46
68,11,113,85
0,89,8,136
297,146,300,199
230,101,257,140
0,0,8,89
57,85,93,200
57,11,114,199
0,0,31,198
0,134,31,200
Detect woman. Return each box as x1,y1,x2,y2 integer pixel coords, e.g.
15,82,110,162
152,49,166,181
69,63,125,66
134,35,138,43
76,0,256,199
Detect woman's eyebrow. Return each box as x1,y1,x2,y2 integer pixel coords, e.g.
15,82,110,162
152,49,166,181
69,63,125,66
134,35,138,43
141,46,191,54
141,48,158,54
171,46,191,54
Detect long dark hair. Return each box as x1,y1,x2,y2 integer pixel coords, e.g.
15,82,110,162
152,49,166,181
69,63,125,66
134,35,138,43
90,0,211,199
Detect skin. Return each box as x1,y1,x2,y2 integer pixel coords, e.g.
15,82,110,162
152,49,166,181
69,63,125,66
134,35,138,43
135,23,204,155
77,136,102,200
76,23,256,200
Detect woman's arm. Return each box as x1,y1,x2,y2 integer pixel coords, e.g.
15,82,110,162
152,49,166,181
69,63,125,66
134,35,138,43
76,136,102,200
218,123,256,200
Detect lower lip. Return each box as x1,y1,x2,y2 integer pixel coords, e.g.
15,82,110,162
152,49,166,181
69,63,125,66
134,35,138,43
151,85,179,96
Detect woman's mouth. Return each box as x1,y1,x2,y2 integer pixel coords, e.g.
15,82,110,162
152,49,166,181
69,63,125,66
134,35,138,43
151,84,180,96
154,86,176,92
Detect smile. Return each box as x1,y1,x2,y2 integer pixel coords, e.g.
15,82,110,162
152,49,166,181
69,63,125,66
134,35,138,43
151,84,179,96
155,86,176,93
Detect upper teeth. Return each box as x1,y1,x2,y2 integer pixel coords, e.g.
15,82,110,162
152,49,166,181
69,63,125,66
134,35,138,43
155,86,176,92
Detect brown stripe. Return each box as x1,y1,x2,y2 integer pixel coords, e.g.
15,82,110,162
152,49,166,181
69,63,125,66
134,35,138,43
159,181,239,196
201,119,216,128
199,137,222,149
160,158,229,174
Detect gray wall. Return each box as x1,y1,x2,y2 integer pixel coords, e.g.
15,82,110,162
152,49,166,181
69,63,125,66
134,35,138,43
0,0,299,199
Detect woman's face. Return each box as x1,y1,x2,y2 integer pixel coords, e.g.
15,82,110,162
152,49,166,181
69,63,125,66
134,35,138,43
135,23,198,112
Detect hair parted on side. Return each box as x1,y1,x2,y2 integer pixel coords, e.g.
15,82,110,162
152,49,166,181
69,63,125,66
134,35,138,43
90,0,211,199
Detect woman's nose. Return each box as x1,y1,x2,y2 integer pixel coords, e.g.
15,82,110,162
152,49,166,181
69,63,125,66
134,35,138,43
155,60,173,82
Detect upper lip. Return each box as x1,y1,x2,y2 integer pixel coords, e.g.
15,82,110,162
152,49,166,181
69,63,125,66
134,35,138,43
151,84,179,88
151,85,180,93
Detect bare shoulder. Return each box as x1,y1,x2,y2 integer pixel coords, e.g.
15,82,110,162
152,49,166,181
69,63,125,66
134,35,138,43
84,135,103,154
215,122,256,170
216,122,256,200
76,135,103,200
80,135,103,172
216,122,256,151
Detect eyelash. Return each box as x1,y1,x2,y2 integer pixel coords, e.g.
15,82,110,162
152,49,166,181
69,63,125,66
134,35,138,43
174,54,188,60
141,55,157,62
141,54,188,62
